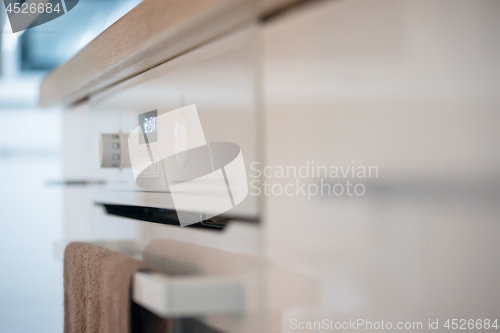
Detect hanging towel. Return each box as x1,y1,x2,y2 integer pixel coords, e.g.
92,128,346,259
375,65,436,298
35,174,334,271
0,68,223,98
63,242,167,333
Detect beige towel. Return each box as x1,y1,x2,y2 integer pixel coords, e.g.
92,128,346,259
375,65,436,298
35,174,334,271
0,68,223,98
63,242,166,333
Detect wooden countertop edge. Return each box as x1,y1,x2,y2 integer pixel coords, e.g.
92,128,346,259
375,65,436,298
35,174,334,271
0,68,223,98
39,0,302,107
39,0,256,107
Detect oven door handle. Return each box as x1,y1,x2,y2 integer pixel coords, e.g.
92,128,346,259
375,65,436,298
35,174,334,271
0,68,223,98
133,272,244,317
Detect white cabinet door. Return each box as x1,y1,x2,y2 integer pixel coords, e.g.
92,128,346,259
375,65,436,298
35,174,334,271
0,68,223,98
262,0,500,331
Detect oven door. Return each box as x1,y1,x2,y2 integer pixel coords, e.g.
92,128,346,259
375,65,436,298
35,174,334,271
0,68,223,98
63,26,264,333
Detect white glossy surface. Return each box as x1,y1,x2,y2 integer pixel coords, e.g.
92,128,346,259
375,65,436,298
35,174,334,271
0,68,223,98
262,0,500,331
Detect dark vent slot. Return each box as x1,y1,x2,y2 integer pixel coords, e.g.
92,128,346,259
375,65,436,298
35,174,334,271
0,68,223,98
96,203,259,231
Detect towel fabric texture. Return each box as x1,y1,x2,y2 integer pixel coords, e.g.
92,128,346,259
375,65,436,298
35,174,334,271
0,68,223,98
63,242,166,333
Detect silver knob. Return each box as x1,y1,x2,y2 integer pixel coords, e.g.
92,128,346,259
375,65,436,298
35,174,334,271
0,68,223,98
99,132,130,169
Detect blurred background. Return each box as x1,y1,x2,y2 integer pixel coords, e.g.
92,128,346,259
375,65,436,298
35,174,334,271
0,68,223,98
0,1,141,331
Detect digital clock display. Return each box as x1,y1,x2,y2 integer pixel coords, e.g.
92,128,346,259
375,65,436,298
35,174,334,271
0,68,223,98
143,116,156,134
139,110,158,144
